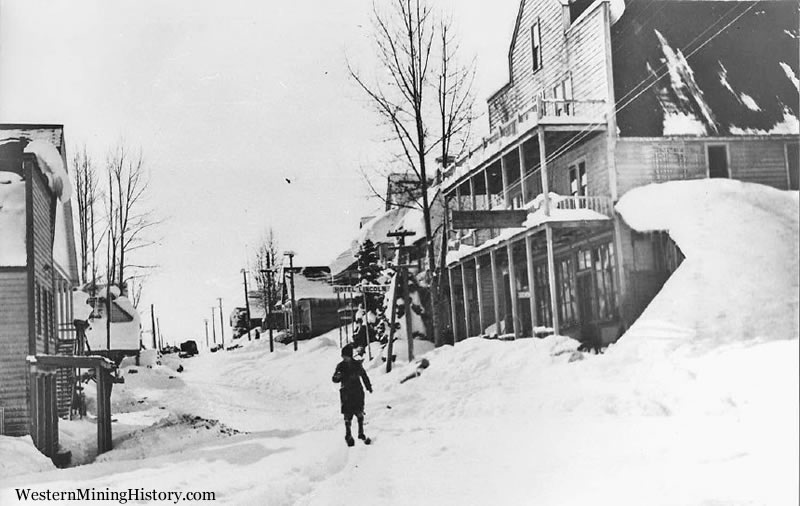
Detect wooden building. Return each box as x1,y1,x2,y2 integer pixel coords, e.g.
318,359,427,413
443,0,799,347
0,125,80,440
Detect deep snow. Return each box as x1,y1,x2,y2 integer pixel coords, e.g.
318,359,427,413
0,180,797,505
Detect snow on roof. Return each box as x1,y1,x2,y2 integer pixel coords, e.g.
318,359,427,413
615,179,799,350
292,267,336,301
24,139,72,201
0,171,26,266
446,205,609,265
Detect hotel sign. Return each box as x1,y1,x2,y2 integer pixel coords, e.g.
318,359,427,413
451,210,527,229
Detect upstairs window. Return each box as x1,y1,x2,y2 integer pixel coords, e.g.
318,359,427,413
531,21,542,72
569,161,587,197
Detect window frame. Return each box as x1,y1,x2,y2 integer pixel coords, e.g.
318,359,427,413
531,20,543,73
705,143,730,179
568,159,588,197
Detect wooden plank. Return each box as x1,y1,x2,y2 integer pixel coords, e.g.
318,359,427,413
490,249,501,334
507,243,521,339
526,235,538,330
460,264,471,338
474,258,485,335
451,210,527,230
447,267,459,343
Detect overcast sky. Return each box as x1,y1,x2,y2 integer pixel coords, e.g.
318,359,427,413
0,0,518,343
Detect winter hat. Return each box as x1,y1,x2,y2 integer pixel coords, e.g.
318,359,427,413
341,343,354,358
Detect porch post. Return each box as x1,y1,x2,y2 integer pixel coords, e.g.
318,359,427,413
474,257,485,335
506,243,521,339
501,156,510,209
447,266,459,342
460,263,471,338
518,144,529,205
545,224,560,335
490,249,501,335
525,235,538,331
538,126,551,216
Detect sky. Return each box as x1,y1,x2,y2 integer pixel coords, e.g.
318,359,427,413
0,0,518,343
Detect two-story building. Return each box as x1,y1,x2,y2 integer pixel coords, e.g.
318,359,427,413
0,125,80,440
443,0,799,347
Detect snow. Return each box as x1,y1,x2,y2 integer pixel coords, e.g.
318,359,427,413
616,179,799,350
1,180,797,505
23,139,72,202
780,61,800,90
662,111,707,136
0,170,26,266
85,295,142,351
730,106,800,135
0,436,54,479
738,93,761,112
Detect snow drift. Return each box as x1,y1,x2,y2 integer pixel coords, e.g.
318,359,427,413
616,179,799,351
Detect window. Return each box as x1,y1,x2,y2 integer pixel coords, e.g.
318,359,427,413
593,243,618,320
553,76,573,116
35,283,41,335
706,145,729,179
786,143,799,190
569,161,587,197
556,258,577,326
531,21,542,72
533,263,551,328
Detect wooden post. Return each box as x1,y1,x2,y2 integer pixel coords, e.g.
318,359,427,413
95,366,104,453
490,249,501,335
401,266,414,362
545,225,560,335
507,243,521,339
519,144,529,205
217,298,225,349
526,235,539,332
460,263,471,338
501,156,511,209
538,126,551,216
447,266,459,343
386,276,399,373
474,257,485,335
336,292,343,348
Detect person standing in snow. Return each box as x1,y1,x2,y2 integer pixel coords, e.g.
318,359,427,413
332,343,372,446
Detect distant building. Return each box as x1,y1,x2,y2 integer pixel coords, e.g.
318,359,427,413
443,0,798,346
282,266,340,338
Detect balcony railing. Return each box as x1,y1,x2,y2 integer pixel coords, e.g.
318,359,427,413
553,195,614,217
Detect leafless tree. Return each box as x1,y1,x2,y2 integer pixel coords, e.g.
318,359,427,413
71,146,103,289
348,0,475,345
251,228,280,316
106,143,159,293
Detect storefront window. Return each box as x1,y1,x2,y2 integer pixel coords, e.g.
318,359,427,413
556,257,577,326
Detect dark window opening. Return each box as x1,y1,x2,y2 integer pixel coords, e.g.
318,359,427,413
531,21,542,72
707,145,729,179
570,0,595,23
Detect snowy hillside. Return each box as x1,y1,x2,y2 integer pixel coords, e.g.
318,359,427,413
0,181,797,505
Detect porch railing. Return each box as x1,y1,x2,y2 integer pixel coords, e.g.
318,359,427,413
553,195,614,217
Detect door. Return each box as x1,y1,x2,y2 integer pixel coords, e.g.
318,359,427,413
576,273,598,344
707,145,729,178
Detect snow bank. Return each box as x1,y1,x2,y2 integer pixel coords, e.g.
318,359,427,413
0,436,54,479
0,171,26,266
23,140,72,202
616,179,799,351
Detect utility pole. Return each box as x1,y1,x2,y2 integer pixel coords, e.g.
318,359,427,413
150,304,157,349
388,229,417,363
156,317,162,351
210,306,217,345
241,269,252,341
260,265,275,353
217,297,225,349
284,251,298,351
204,319,209,349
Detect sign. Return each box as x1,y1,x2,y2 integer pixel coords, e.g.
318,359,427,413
451,210,528,229
333,284,391,294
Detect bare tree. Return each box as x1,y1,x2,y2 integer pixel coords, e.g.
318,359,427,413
71,145,103,289
106,143,159,293
251,228,280,316
348,0,475,346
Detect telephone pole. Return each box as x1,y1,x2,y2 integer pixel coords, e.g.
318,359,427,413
241,269,252,341
204,319,209,348
217,297,225,348
284,251,298,351
211,307,217,345
150,304,157,349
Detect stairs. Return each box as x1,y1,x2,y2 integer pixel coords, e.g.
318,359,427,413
55,339,77,419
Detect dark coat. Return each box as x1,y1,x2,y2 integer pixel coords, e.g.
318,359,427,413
332,359,372,415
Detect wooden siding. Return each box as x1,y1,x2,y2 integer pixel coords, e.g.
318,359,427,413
548,132,609,197
0,271,30,435
489,0,610,131
614,138,796,197
31,164,55,355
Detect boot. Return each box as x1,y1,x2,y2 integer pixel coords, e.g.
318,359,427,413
357,417,370,444
345,421,355,447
